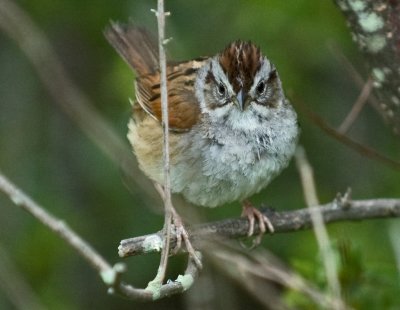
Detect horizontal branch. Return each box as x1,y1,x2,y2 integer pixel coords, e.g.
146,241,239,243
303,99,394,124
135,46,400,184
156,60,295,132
119,198,400,257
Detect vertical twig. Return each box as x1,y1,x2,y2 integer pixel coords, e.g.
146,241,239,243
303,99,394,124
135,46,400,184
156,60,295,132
147,0,173,288
295,146,343,309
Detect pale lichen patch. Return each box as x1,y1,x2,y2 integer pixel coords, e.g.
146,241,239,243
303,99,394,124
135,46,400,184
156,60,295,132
371,68,386,88
146,279,162,300
176,274,194,291
348,0,366,12
365,34,386,53
101,269,117,286
143,235,163,253
358,12,384,33
372,68,386,82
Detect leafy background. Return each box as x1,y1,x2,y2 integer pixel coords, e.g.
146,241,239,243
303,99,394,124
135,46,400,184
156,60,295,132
0,0,399,309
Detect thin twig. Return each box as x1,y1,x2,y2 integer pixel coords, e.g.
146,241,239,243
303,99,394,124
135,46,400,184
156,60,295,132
338,77,373,134
295,146,320,207
328,42,381,112
157,0,173,285
294,100,400,171
147,0,173,288
119,198,400,257
0,172,111,273
209,242,350,309
295,146,343,309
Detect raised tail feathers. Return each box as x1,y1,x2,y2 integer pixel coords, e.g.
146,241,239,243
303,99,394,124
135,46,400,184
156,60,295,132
104,22,159,75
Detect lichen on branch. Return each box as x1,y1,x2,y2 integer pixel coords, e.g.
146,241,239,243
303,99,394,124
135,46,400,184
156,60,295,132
335,0,400,136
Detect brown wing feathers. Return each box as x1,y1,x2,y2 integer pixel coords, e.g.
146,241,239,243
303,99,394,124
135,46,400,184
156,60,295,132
136,71,200,131
105,23,201,131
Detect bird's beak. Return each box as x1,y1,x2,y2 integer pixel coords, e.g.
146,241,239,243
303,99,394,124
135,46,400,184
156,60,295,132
233,89,250,111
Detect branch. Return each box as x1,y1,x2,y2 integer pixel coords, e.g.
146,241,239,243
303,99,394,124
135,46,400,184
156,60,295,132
146,0,174,288
334,0,400,136
208,243,349,310
338,77,373,133
119,198,400,257
0,171,200,301
294,100,400,171
149,1,202,290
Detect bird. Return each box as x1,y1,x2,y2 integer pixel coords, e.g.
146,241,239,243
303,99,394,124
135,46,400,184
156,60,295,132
105,23,299,249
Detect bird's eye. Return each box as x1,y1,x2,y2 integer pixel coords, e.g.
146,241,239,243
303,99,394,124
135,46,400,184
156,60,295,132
256,81,266,95
217,83,226,97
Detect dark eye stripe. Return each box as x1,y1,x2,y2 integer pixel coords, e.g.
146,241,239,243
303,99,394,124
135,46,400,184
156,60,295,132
268,69,277,81
209,99,230,110
208,84,231,110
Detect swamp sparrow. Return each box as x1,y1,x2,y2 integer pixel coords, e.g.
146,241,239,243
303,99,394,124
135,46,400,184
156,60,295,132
105,23,299,238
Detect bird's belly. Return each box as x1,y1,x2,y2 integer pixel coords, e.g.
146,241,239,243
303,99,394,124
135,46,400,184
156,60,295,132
172,143,285,207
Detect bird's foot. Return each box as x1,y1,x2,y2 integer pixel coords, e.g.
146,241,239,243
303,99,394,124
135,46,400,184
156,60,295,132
170,207,203,269
241,200,274,247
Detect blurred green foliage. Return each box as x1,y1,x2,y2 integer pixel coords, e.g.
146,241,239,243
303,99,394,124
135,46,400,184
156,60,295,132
0,0,399,309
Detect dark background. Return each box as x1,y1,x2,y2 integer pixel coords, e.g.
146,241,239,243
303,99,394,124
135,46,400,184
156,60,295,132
0,0,399,309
